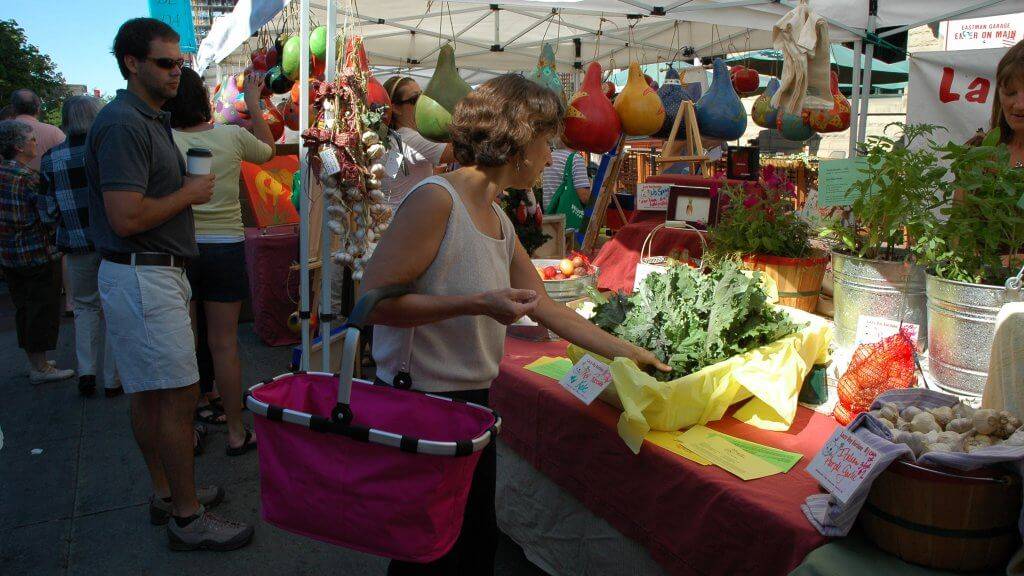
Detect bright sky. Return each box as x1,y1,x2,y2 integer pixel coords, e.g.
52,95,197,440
7,0,150,97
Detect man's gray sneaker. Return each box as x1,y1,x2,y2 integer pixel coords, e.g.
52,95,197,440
167,506,254,551
149,485,225,525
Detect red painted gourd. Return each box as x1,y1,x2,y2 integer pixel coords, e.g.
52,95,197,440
563,62,622,154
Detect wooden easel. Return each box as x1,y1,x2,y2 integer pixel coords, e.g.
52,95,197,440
655,101,709,175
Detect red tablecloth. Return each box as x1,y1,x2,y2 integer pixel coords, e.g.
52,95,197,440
593,211,705,292
245,226,300,346
493,337,838,576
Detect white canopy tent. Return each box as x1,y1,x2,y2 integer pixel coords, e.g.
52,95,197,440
208,0,1022,369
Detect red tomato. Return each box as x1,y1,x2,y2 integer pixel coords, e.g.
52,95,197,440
543,266,558,280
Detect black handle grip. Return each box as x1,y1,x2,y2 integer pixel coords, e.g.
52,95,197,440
346,284,413,328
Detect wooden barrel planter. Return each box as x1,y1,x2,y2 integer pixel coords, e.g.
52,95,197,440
741,251,828,312
859,459,1021,573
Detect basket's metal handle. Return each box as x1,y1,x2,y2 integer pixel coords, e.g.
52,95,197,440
333,284,412,425
642,220,708,262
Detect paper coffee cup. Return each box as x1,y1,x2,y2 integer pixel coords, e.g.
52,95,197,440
186,147,213,176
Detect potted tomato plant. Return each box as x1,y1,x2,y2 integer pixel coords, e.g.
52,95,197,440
821,123,947,355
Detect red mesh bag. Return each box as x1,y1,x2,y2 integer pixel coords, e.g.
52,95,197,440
834,329,917,425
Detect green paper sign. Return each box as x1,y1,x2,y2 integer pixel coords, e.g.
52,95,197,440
526,357,573,381
679,428,803,473
818,158,872,208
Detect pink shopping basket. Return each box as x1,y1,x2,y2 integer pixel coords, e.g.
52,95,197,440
246,286,500,563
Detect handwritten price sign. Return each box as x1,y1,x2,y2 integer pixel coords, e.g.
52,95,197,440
637,183,671,211
559,355,613,405
807,428,880,504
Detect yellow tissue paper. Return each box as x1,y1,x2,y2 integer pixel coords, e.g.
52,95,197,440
569,306,832,453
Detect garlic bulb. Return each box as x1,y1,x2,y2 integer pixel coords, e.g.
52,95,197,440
361,131,380,147
369,163,386,179
922,443,954,455
902,406,924,421
878,404,900,424
327,220,344,235
345,187,362,201
946,417,973,434
953,401,976,420
894,431,926,457
935,431,961,445
928,406,954,429
972,409,1000,435
963,432,994,453
878,418,895,430
896,418,911,432
366,143,386,160
327,205,347,218
910,412,942,434
366,177,381,190
997,412,1022,439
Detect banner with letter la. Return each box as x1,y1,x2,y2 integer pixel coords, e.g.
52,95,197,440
907,48,1008,148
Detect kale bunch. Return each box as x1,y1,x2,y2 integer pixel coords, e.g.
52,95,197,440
589,261,799,380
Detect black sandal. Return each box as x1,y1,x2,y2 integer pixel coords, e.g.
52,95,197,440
226,429,257,457
193,424,207,456
195,403,227,425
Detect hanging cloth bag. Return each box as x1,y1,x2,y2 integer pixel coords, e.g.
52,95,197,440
547,152,586,231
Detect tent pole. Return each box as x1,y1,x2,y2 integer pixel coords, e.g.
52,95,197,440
856,5,877,155
299,0,311,371
320,0,337,373
848,38,862,157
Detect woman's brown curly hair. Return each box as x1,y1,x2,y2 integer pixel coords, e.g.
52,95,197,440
991,40,1024,144
449,74,563,167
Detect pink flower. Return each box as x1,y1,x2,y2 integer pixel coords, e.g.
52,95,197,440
743,194,759,208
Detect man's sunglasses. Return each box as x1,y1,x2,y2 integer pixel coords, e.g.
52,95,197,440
143,57,186,70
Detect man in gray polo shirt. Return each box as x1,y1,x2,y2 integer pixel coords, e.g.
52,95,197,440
86,18,252,551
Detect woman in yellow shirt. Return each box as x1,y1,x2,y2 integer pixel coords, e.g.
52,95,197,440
163,67,275,455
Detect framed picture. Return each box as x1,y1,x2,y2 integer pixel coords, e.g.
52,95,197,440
668,185,720,229
727,145,760,180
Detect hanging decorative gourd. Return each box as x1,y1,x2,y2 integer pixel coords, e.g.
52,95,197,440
309,26,328,59
266,37,281,68
251,48,271,72
282,36,301,80
213,78,246,126
752,77,781,128
344,36,392,127
695,58,747,140
266,65,294,95
656,65,690,138
527,43,565,104
279,98,300,130
644,74,659,91
415,44,472,142
776,111,816,141
805,70,850,133
730,64,760,96
264,100,285,141
563,61,621,154
613,61,665,137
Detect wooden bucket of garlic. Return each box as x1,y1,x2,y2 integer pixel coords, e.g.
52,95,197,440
860,402,1023,572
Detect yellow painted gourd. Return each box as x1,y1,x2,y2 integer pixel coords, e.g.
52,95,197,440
613,62,665,137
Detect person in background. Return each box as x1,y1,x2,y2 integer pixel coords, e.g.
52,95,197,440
86,18,251,551
39,95,121,397
9,89,65,171
540,141,590,211
361,74,668,575
0,120,74,383
163,66,274,456
0,105,15,121
990,40,1024,166
11,89,74,314
380,76,455,214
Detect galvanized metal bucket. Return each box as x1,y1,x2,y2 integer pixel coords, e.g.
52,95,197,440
925,275,1023,397
831,251,928,354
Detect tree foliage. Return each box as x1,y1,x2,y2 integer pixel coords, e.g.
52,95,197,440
0,19,68,125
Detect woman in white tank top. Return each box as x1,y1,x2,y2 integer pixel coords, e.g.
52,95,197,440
360,75,667,576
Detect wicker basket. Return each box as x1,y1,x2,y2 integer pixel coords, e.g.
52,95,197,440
859,459,1021,573
741,251,828,312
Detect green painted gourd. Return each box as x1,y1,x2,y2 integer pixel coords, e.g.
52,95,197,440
282,36,301,80
526,43,565,104
415,44,472,142
310,26,327,59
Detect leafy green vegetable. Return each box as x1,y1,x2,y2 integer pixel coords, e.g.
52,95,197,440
590,261,800,380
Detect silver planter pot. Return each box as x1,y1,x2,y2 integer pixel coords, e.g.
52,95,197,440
831,251,928,354
926,274,1022,397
